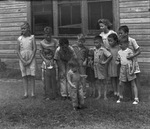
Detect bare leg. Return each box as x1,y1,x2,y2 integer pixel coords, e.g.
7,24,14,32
118,81,124,99
111,77,118,95
131,80,138,99
103,79,107,100
92,82,96,98
96,80,101,100
30,76,35,97
23,76,28,97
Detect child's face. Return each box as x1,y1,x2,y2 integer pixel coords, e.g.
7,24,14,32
99,23,107,32
44,32,52,41
119,42,128,50
118,29,127,38
77,39,84,47
21,27,27,35
108,37,116,47
94,39,102,49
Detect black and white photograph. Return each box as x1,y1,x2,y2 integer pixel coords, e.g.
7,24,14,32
0,0,150,128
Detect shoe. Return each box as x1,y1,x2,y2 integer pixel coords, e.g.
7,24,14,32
116,99,121,103
45,98,50,101
31,95,36,99
61,96,67,100
78,105,87,110
22,95,28,100
133,98,139,105
73,107,78,111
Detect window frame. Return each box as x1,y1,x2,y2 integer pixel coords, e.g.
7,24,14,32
29,0,119,37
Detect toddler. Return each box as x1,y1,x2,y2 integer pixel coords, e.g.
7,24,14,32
67,58,87,110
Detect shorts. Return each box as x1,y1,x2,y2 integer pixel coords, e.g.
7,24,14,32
119,65,136,82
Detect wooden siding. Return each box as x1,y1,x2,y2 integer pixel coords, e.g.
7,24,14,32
0,0,150,76
119,0,150,73
0,1,27,69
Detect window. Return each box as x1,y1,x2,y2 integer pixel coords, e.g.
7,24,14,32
31,0,116,36
31,0,53,36
88,0,113,34
58,0,81,35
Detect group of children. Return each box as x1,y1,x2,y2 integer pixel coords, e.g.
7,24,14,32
17,19,141,111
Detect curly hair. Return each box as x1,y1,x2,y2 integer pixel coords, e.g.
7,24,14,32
98,19,112,30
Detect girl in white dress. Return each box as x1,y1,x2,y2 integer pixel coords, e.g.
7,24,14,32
17,22,37,99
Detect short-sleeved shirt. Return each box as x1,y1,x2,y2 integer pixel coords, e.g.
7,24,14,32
128,37,139,53
117,48,133,65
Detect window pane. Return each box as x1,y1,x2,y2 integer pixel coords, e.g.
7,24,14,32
88,1,113,30
58,2,81,35
59,5,71,26
32,0,53,36
72,5,81,24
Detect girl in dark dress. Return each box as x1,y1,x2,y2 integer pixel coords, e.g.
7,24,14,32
85,49,96,97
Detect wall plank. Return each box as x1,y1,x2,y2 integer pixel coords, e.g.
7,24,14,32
0,17,27,23
0,8,27,14
0,22,23,27
120,7,149,13
120,12,150,18
0,13,27,19
120,18,150,24
120,1,149,7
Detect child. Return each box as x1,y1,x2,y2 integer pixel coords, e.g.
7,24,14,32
67,58,87,110
40,26,58,100
108,33,120,97
72,34,88,98
98,19,117,49
17,22,37,99
116,35,139,104
118,25,141,90
85,49,96,97
93,36,112,100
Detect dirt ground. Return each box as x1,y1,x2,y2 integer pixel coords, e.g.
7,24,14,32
0,79,150,129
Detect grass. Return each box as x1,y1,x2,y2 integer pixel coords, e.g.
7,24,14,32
0,79,150,129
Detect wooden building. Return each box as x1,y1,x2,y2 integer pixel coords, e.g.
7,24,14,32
0,0,150,80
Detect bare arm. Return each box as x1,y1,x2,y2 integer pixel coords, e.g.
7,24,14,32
28,35,37,64
127,47,141,60
16,39,26,65
67,71,76,88
102,54,112,64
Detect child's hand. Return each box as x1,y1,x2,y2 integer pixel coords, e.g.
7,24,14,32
80,74,87,78
100,61,106,65
82,60,87,66
71,84,76,88
45,60,50,66
126,55,133,60
26,60,32,65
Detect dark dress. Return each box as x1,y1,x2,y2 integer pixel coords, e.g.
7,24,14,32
86,56,96,83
